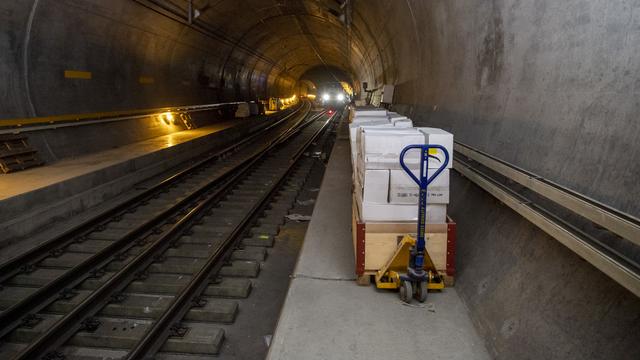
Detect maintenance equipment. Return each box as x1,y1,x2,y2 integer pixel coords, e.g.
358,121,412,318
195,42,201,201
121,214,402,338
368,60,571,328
374,144,450,303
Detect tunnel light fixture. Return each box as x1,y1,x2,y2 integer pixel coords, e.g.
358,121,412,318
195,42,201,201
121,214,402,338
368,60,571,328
161,112,174,125
322,93,330,101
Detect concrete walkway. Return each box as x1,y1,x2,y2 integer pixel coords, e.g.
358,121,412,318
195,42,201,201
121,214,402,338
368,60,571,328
0,120,252,242
0,122,236,201
267,127,490,360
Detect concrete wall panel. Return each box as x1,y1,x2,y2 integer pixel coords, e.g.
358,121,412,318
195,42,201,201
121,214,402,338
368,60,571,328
0,0,293,119
357,1,640,358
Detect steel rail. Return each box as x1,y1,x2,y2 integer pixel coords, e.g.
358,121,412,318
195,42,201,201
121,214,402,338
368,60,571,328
126,107,335,359
454,141,640,246
13,105,320,359
0,103,308,340
0,103,303,284
454,157,640,298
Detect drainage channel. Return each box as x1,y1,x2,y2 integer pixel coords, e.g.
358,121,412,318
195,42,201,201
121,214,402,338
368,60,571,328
0,104,336,359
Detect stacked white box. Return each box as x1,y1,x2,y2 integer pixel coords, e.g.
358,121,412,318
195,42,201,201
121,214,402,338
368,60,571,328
349,107,388,124
353,108,388,117
354,193,448,222
349,121,394,165
417,127,453,169
393,118,413,128
389,169,450,204
361,170,389,204
357,128,424,170
352,116,389,124
348,107,453,223
388,112,408,121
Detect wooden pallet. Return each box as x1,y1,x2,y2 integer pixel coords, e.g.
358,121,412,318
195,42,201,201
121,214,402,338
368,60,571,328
0,134,43,174
352,194,456,286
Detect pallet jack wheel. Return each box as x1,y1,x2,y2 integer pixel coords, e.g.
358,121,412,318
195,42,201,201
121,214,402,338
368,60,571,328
415,281,428,303
399,281,412,303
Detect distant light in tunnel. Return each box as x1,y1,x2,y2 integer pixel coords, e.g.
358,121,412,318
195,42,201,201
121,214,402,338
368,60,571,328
322,93,330,101
337,93,345,102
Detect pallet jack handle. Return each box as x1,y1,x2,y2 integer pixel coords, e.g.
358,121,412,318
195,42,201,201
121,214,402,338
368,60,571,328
399,144,450,271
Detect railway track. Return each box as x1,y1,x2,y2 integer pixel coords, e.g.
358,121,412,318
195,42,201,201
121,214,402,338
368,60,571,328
0,102,336,359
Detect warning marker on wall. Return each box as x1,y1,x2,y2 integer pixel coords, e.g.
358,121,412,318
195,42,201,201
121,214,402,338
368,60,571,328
64,70,92,80
139,76,155,84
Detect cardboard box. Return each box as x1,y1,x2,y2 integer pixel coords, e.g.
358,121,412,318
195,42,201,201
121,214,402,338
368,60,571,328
389,169,450,204
393,118,413,128
355,189,447,222
387,112,405,120
417,127,454,169
357,128,424,170
349,121,393,164
354,108,387,117
360,170,389,204
357,127,454,170
352,116,390,124
349,120,392,141
349,106,386,123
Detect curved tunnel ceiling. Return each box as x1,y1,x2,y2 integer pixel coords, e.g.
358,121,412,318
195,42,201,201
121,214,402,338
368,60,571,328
145,0,385,92
2,0,412,117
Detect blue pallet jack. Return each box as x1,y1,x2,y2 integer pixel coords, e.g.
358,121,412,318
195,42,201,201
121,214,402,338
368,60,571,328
374,144,450,303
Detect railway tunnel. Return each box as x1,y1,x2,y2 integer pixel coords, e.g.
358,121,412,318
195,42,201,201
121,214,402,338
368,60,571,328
0,1,639,359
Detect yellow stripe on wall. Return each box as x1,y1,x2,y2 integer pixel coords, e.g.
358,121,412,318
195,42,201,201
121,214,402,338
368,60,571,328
64,70,92,79
139,76,155,84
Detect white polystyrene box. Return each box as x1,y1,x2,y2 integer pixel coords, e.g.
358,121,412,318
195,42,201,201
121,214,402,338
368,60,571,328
388,169,450,204
417,127,454,169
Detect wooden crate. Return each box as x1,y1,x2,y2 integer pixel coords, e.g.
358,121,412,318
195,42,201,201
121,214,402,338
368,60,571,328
352,195,456,286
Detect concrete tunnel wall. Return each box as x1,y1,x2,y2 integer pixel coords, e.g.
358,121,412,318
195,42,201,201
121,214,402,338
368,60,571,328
0,1,299,118
1,1,639,359
353,1,640,359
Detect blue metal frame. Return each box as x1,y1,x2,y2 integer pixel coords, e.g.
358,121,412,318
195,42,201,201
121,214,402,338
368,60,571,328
398,144,450,281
